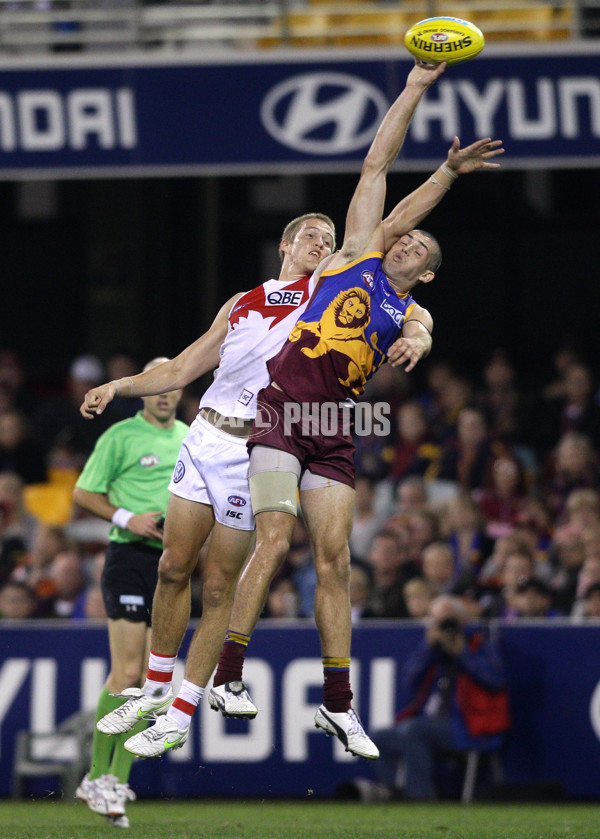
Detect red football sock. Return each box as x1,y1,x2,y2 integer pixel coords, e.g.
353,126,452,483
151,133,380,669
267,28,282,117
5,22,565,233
213,630,250,687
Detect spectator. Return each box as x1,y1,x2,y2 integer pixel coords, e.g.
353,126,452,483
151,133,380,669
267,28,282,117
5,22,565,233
36,548,85,617
544,432,600,518
33,354,111,467
264,576,301,619
367,529,419,618
478,549,535,618
548,526,586,613
579,581,600,619
443,492,493,584
476,452,528,540
389,401,441,483
353,424,395,482
537,361,600,455
402,576,433,620
416,360,456,431
104,352,141,420
478,534,526,589
421,541,456,597
349,562,377,622
0,410,47,484
431,375,473,445
281,516,316,618
571,556,600,618
0,495,28,585
562,488,600,531
349,474,387,563
513,577,561,619
371,595,509,800
476,348,529,445
0,579,37,619
0,471,46,556
541,341,583,402
405,509,440,563
0,349,35,415
438,405,495,492
392,475,429,516
72,550,107,620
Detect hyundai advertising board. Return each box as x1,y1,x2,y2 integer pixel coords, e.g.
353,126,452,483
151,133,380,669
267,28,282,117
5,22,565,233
0,44,599,178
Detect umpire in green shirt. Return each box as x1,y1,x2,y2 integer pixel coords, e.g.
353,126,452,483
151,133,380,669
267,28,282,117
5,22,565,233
73,357,187,827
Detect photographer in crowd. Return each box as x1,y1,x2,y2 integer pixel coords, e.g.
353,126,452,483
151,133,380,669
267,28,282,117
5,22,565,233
371,595,510,800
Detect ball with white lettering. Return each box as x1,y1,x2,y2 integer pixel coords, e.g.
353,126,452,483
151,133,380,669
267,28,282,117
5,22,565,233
404,17,485,65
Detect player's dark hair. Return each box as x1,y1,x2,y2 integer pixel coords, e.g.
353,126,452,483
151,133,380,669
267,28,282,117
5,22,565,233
279,213,336,262
414,229,442,273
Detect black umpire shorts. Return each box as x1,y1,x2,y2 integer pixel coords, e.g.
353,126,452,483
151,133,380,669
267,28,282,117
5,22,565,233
101,541,162,626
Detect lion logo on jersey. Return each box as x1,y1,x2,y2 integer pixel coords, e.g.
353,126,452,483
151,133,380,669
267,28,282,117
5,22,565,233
288,287,384,391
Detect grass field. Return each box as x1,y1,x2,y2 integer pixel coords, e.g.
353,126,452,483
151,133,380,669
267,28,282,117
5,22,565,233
1,799,599,839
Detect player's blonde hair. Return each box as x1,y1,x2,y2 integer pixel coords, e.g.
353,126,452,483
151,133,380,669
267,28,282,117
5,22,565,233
279,213,336,262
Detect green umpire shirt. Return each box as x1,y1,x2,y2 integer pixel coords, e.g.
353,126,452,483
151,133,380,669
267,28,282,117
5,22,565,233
75,411,188,550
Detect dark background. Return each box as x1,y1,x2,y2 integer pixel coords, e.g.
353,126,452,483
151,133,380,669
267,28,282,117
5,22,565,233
2,165,598,393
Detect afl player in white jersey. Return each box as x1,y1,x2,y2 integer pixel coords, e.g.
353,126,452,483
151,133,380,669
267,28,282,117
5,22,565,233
80,213,336,752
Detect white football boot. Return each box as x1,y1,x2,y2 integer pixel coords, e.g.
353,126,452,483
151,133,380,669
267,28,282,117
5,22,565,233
96,686,173,734
314,705,380,760
75,773,108,815
124,715,189,758
208,681,258,718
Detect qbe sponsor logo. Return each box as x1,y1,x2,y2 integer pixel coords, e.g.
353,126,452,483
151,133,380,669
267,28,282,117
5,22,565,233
266,290,305,306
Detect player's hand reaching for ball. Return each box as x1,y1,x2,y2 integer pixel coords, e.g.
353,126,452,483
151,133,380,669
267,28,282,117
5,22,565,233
446,135,504,176
80,381,120,419
407,58,447,89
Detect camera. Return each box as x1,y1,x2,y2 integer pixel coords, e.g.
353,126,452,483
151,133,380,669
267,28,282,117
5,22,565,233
437,617,461,637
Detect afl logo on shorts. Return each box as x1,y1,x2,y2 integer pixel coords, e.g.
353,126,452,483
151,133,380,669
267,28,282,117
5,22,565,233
361,270,374,289
228,495,246,507
173,461,185,483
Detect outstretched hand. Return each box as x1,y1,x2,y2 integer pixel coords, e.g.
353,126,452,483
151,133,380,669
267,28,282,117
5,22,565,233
406,58,447,89
446,135,504,175
80,381,119,419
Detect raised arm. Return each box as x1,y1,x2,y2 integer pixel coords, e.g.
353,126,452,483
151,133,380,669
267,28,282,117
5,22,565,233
80,292,243,419
381,135,504,252
335,60,446,264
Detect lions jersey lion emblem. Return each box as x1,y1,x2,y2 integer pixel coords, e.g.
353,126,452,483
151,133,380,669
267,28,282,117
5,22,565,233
288,287,385,392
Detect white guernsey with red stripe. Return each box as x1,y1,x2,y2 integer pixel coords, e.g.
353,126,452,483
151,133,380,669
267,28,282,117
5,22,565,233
199,275,315,419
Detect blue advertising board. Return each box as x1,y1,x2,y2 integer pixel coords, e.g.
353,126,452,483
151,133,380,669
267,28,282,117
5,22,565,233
2,621,600,799
0,44,600,178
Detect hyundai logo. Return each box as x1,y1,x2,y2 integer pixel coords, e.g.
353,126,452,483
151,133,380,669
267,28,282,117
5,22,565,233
260,72,388,156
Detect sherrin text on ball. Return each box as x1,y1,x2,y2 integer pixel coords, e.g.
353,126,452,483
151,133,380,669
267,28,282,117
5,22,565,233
404,16,485,65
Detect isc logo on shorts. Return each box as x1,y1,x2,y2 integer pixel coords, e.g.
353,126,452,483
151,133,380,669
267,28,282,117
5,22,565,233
228,495,246,507
266,290,304,306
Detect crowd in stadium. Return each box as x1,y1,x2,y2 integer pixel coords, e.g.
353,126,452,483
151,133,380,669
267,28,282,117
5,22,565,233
2,340,600,625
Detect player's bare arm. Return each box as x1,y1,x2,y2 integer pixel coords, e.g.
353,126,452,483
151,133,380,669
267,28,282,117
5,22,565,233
388,305,433,372
80,293,244,419
73,487,166,541
331,60,446,268
381,136,504,250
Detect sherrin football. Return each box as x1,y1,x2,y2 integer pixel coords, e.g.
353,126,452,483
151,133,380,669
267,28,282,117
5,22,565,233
404,17,485,65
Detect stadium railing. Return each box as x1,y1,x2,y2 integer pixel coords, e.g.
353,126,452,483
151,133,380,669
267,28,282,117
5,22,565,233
0,0,597,54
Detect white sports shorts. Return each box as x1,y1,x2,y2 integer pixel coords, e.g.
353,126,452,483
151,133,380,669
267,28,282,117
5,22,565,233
168,412,254,531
